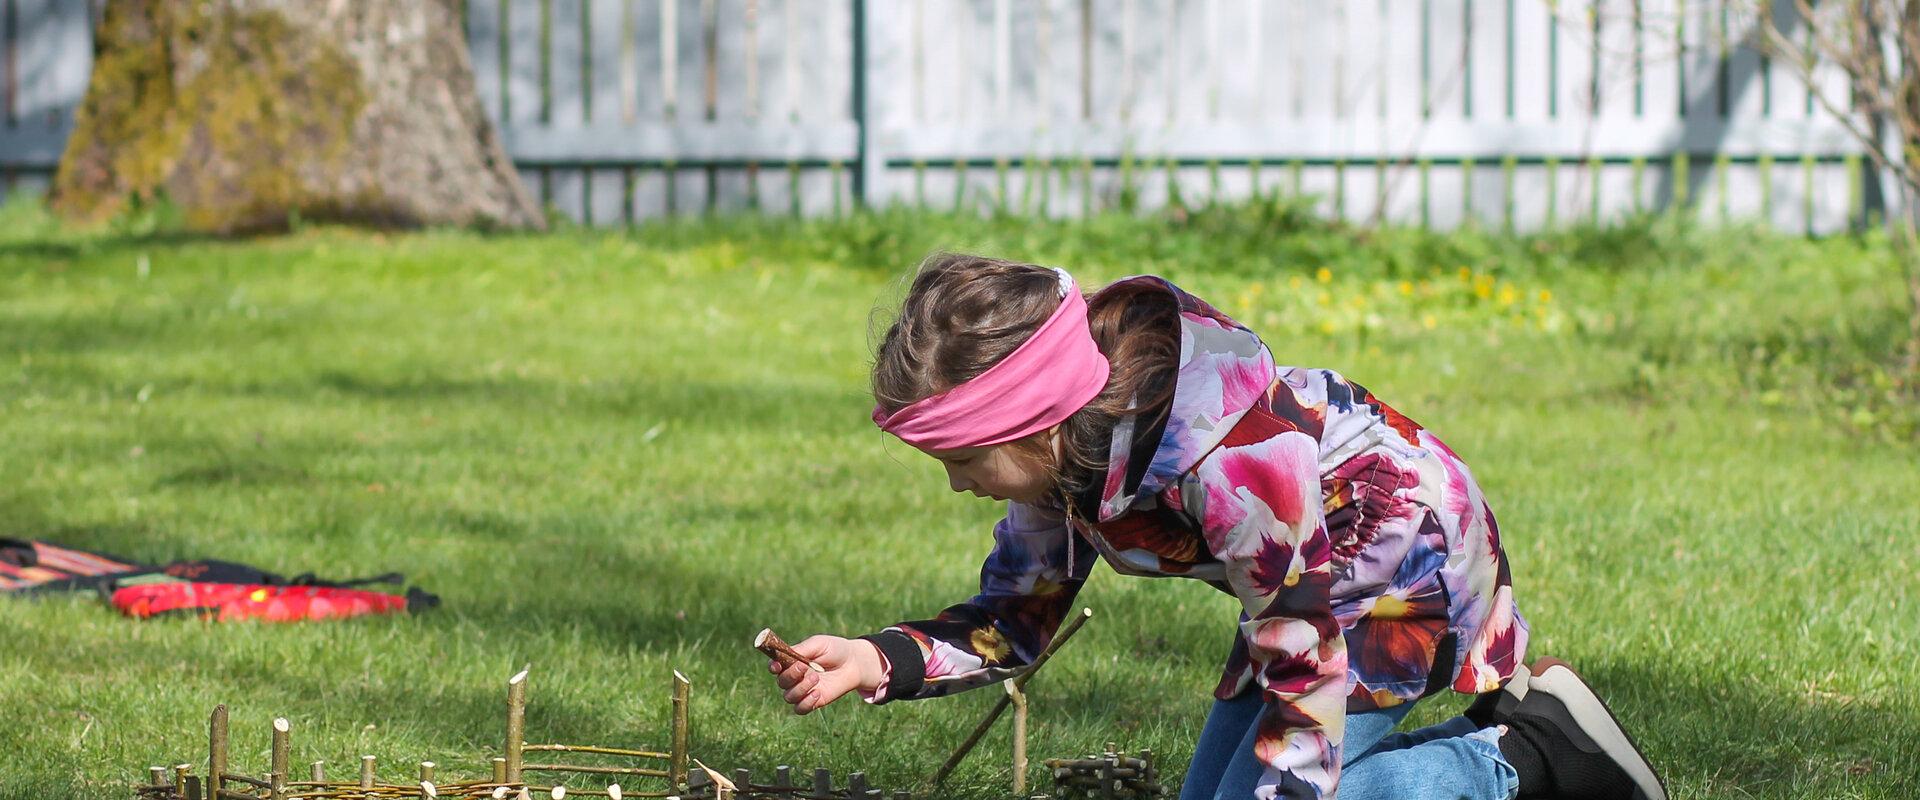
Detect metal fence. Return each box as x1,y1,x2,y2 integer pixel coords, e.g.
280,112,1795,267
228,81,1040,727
0,0,1888,232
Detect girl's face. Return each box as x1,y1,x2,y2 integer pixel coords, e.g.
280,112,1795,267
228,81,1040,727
919,430,1057,504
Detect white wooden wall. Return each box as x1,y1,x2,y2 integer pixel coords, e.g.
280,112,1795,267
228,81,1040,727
0,0,1884,233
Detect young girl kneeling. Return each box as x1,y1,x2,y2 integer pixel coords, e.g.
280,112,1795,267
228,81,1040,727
767,255,1665,800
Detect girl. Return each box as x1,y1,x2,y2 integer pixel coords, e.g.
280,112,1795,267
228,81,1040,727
768,255,1665,800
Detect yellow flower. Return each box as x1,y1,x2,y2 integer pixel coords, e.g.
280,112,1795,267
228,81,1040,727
1316,291,1332,306
1319,320,1338,334
1316,267,1333,284
1458,266,1472,281
1289,275,1305,290
1538,289,1553,303
1497,284,1518,306
1398,281,1414,296
1422,314,1438,329
1474,282,1493,300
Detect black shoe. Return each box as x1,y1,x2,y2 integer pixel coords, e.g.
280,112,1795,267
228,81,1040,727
1499,658,1667,800
1463,661,1531,728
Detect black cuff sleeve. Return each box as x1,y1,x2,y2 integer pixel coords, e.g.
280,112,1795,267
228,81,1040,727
857,630,925,703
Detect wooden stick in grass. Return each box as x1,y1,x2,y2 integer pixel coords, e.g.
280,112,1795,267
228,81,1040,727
753,629,825,673
505,666,530,783
930,607,1094,789
208,704,229,800
270,718,289,800
669,671,690,794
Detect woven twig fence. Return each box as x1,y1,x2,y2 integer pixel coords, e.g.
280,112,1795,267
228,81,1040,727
130,667,758,800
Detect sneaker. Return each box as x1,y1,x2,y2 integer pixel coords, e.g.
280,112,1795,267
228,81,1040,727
1463,661,1531,728
1499,657,1668,800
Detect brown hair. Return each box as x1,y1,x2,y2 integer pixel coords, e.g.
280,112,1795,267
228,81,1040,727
871,253,1180,508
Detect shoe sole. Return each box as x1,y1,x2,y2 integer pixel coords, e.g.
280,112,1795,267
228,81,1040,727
1526,657,1668,800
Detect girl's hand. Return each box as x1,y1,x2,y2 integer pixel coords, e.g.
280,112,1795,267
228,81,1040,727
768,635,887,715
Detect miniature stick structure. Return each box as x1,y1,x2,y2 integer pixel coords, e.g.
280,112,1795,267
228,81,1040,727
752,629,824,673
1045,746,1163,798
128,665,904,800
930,606,1094,789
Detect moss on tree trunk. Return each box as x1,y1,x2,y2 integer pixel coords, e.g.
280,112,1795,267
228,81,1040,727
52,0,542,233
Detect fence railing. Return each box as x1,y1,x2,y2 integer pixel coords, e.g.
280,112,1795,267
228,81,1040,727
0,0,1889,233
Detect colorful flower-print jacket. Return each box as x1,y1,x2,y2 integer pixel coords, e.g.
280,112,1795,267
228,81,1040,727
859,276,1527,800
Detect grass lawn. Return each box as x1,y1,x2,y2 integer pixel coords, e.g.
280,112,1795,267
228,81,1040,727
1,201,1915,799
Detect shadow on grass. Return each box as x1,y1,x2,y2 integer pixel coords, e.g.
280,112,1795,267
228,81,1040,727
0,230,227,261
1573,661,1919,796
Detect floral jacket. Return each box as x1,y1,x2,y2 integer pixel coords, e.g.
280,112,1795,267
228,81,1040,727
860,276,1527,800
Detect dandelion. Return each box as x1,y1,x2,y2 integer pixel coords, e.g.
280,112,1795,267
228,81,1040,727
1474,281,1494,300
1497,284,1518,306
1458,266,1472,281
1316,267,1333,284
1319,320,1338,334
1398,281,1414,296
1537,288,1553,303
1422,314,1438,330
1316,291,1332,306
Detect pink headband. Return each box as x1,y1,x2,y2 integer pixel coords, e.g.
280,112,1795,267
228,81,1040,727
873,270,1110,450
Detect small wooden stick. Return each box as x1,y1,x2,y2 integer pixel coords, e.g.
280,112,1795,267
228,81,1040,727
931,607,1094,789
270,718,290,800
753,629,825,673
692,759,735,797
310,761,325,783
208,705,229,799
361,755,376,789
505,666,530,784
669,671,690,794
1006,681,1029,797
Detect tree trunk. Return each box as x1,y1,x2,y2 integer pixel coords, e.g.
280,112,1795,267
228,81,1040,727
50,0,543,233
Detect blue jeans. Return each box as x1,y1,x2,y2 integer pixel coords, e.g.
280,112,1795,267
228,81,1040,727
1178,692,1518,800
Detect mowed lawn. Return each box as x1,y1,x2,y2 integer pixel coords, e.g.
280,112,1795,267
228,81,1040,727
1,202,1915,799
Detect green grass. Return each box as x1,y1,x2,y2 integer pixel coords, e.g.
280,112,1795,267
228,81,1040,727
1,199,1915,799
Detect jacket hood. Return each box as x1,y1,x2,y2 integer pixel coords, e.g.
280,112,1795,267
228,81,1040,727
1087,276,1277,522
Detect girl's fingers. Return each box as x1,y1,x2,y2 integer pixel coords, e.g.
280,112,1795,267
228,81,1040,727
775,659,813,691
782,672,818,705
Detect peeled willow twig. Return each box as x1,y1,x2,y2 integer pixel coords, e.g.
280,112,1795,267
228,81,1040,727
521,764,669,777
505,667,530,784
522,745,670,759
